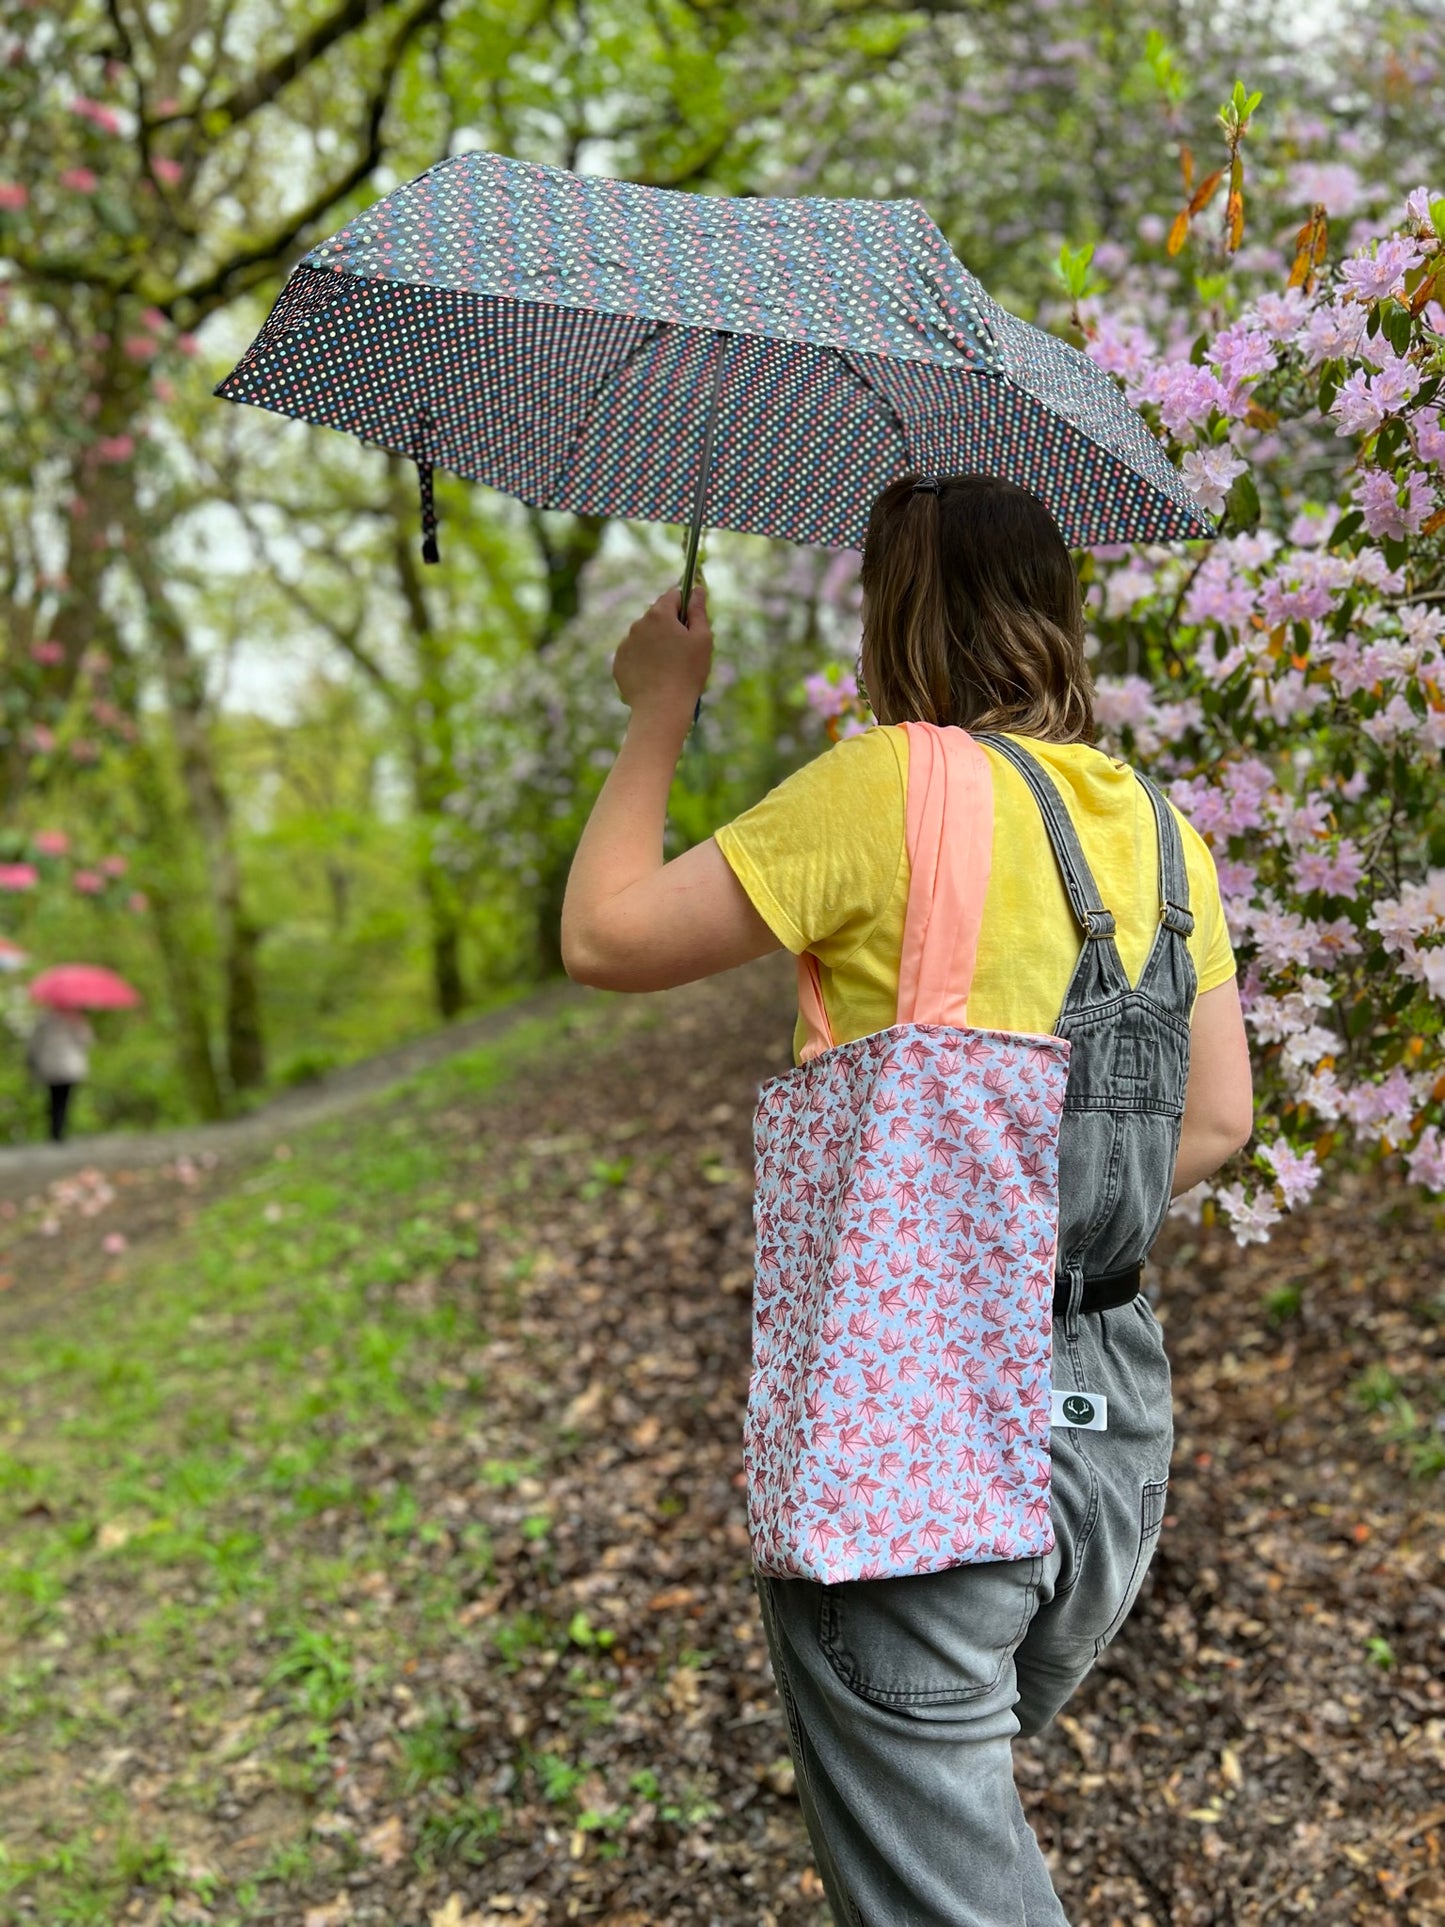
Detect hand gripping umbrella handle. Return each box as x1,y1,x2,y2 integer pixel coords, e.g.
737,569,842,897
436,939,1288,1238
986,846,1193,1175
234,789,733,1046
680,332,731,726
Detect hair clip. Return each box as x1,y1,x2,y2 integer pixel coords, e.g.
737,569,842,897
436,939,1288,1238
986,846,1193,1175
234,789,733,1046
911,475,941,495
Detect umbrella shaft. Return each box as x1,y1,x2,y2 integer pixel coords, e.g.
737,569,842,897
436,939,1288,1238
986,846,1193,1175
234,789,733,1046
680,331,730,621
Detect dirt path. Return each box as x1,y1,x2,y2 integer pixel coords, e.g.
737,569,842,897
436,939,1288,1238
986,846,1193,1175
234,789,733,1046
0,976,589,1202
0,958,1441,1925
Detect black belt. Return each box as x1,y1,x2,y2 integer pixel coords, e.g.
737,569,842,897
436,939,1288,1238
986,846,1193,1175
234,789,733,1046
1052,1263,1142,1318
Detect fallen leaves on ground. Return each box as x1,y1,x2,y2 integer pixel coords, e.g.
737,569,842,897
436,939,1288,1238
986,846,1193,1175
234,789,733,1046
0,958,1441,1926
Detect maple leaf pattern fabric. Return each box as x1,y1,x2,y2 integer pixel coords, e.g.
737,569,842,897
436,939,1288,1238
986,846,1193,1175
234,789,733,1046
746,1022,1070,1583
743,723,1079,1585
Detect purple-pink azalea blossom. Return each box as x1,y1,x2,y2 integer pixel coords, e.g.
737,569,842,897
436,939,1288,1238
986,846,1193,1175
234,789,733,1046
1415,412,1445,465
1338,235,1424,300
1179,445,1246,515
1330,369,1384,437
1294,842,1366,896
1259,1138,1322,1207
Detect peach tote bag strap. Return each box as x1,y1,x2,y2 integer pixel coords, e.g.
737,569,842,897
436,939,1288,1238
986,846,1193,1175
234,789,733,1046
795,723,994,1062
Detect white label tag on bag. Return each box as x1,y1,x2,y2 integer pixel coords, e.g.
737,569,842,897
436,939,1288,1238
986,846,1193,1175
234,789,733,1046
1051,1390,1108,1430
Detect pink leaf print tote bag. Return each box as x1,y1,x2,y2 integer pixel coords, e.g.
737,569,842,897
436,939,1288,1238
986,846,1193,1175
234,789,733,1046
745,723,1072,1584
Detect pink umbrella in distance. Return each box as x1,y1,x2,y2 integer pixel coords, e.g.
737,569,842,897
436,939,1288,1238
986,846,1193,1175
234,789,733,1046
28,964,141,1011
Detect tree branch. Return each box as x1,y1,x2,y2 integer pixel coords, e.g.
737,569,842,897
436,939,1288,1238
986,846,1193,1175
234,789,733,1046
166,0,447,326
204,0,396,135
235,501,398,699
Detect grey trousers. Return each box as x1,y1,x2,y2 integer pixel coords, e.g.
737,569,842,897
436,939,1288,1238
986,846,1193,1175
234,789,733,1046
756,1293,1174,1927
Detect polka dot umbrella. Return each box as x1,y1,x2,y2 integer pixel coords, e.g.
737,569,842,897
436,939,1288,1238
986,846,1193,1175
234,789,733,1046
215,150,1211,621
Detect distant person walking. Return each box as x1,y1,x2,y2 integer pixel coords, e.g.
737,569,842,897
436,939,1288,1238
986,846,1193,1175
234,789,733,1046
26,1009,94,1143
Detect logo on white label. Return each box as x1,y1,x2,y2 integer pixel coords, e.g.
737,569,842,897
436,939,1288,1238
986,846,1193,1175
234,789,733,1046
1051,1390,1108,1430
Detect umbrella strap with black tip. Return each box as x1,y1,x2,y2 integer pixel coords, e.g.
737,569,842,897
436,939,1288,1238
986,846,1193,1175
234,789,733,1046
414,413,439,564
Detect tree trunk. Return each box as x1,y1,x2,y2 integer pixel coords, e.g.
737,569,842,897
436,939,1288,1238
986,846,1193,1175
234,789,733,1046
126,740,226,1121
225,913,267,1090
421,865,467,1016
129,542,268,1092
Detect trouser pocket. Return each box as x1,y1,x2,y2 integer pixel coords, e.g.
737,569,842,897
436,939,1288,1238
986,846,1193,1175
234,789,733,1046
819,1556,1044,1710
1093,1475,1168,1654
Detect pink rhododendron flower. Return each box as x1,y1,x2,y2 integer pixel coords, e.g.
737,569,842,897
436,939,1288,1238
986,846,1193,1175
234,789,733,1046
123,335,159,362
1299,300,1366,365
1214,1183,1281,1246
1295,841,1366,896
128,891,149,914
803,670,857,720
0,181,28,210
1360,693,1422,745
1415,412,1445,466
34,829,68,857
30,639,64,665
177,333,199,356
152,157,183,185
1285,510,1331,547
1406,1127,1445,1193
1139,361,1228,435
1179,445,1245,514
1209,320,1277,383
1248,288,1314,342
1357,469,1409,538
0,864,38,890
1214,858,1256,898
69,96,122,134
72,869,103,894
1287,160,1368,215
1404,186,1440,230
27,725,55,753
59,167,98,192
1330,369,1384,437
1085,315,1155,378
102,1232,128,1256
1338,236,1424,301
1369,352,1420,409
1259,1138,1322,1207
100,855,128,877
94,434,135,463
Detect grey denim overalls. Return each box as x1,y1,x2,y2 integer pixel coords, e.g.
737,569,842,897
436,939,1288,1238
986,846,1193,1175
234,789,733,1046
755,733,1198,1927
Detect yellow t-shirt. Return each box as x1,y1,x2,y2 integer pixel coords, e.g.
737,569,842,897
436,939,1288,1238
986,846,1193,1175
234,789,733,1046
713,726,1236,1067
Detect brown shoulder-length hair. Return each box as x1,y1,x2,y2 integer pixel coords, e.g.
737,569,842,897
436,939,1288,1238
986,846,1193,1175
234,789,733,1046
858,473,1095,743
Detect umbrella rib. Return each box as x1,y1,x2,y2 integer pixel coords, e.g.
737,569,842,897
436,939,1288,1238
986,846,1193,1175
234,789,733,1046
545,314,670,506
835,349,913,469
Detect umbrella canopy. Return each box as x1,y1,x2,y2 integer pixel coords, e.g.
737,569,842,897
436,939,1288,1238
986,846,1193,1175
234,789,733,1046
29,965,141,1011
215,152,1210,556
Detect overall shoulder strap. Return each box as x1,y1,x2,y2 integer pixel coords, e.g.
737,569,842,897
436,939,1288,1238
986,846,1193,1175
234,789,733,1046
1133,771,1195,938
974,734,1124,959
